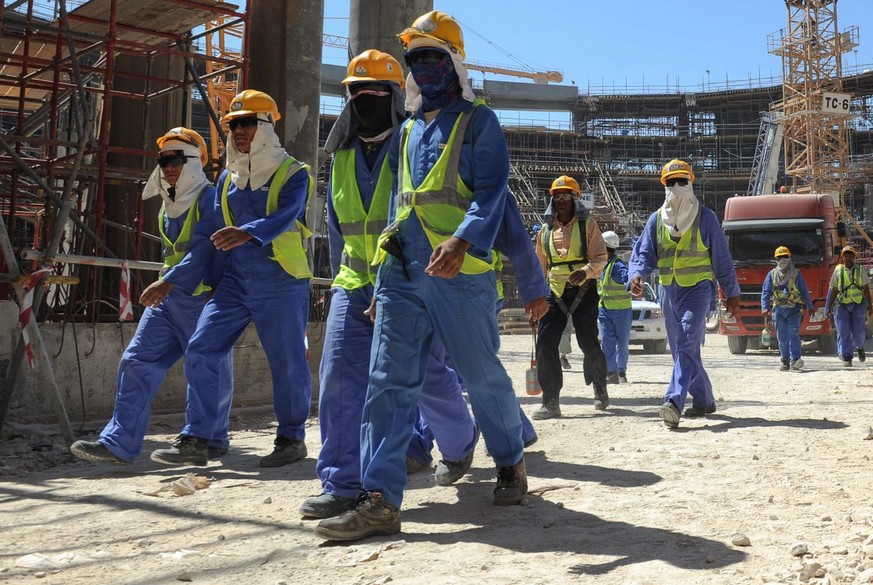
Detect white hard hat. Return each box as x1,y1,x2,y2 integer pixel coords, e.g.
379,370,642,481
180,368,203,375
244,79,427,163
603,231,620,249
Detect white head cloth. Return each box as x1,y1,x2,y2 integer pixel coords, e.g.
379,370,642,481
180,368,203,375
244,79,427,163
141,140,210,219
225,118,289,190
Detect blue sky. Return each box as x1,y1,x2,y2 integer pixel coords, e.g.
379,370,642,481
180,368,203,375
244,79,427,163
322,0,873,94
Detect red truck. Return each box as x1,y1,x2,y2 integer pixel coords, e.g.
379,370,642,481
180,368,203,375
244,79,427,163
719,194,838,354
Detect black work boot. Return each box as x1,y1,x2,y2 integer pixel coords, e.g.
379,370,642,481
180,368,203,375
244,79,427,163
531,400,561,420
859,348,867,362
70,440,129,465
605,372,620,385
685,402,717,417
315,491,401,541
494,458,528,506
260,436,307,468
593,384,610,410
150,435,208,466
779,357,790,371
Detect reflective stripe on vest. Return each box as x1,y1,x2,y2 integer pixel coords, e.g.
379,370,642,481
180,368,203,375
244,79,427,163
158,186,210,296
220,158,314,279
770,271,802,308
541,219,589,297
836,264,864,305
655,206,713,286
374,100,492,275
597,257,632,310
331,147,391,290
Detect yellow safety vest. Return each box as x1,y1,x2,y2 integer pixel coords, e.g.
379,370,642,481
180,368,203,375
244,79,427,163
158,186,211,296
597,256,632,310
770,271,802,308
655,207,714,287
835,264,864,305
540,218,589,297
220,157,314,279
493,253,505,301
330,147,391,289
374,100,492,275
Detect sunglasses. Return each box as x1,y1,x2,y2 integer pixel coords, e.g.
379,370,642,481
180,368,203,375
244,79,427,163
228,117,260,131
405,48,448,66
665,178,689,187
157,154,190,168
551,192,574,202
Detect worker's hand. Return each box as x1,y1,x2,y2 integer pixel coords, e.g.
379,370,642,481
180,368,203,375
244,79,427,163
425,237,470,279
524,297,548,324
211,226,252,251
568,269,588,285
363,295,377,323
630,275,644,298
724,296,740,318
139,280,174,308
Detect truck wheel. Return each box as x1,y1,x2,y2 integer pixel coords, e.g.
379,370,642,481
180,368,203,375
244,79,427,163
818,333,837,355
727,335,748,355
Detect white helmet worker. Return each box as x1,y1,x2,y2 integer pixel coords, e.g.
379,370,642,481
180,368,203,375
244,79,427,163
602,231,620,249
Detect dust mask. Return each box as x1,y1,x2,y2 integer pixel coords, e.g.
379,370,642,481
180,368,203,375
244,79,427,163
777,258,791,270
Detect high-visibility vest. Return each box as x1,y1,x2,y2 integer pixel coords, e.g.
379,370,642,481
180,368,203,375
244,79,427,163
330,147,391,289
655,207,713,287
220,157,313,279
835,264,864,305
597,256,632,310
374,100,492,275
158,185,211,296
493,253,504,300
540,218,589,297
770,271,802,308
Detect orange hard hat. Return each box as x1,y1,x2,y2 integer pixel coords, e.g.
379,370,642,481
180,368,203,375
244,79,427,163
222,89,281,124
549,175,581,196
398,11,465,59
344,49,405,87
660,159,696,185
156,127,208,166
774,246,791,258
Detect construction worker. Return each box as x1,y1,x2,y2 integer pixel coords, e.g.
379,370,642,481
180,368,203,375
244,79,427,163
629,159,740,428
825,245,872,366
316,11,529,542
598,230,632,384
144,90,314,467
761,246,813,371
532,175,609,419
70,128,233,464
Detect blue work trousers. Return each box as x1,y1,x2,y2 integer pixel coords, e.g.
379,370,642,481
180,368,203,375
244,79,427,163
835,302,866,360
599,307,632,374
662,281,714,410
361,256,523,508
317,285,475,499
99,291,233,462
773,305,803,361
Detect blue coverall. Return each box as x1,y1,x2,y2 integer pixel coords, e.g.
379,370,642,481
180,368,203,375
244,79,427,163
361,97,524,508
628,207,740,412
761,268,813,362
164,167,311,442
599,256,632,375
99,189,233,462
317,139,477,500
826,266,868,360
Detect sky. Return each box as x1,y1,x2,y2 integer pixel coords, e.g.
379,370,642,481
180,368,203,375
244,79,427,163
322,0,873,96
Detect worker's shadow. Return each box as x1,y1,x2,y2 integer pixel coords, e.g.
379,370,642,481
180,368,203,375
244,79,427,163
668,413,848,434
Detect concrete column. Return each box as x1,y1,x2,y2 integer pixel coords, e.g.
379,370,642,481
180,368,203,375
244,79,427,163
349,0,432,65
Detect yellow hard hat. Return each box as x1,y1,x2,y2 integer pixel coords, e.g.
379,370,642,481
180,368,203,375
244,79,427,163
344,49,405,88
222,89,281,124
841,245,857,256
549,175,581,196
156,127,208,167
398,11,465,59
774,246,791,258
660,159,696,186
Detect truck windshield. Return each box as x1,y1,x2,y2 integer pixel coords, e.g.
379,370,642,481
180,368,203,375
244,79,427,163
728,229,823,266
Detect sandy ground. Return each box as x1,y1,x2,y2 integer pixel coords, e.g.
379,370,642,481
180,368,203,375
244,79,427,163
3,332,873,585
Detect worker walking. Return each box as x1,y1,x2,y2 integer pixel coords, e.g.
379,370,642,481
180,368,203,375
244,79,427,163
70,128,233,464
761,246,813,371
144,90,314,467
598,230,632,384
316,11,529,542
532,175,609,419
825,245,872,367
628,160,740,428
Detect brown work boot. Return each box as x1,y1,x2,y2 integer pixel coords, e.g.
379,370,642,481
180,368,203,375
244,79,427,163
314,491,400,542
593,384,610,410
493,457,528,506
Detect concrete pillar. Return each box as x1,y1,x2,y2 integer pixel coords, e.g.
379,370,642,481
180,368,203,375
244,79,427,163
249,0,324,170
349,0,433,65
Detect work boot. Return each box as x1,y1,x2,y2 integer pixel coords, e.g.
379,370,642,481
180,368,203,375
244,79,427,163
791,359,804,371
779,357,790,371
70,440,129,465
494,458,528,506
618,372,628,384
315,491,401,542
859,348,867,362
531,400,561,420
684,402,717,417
435,427,479,486
659,401,681,429
150,434,208,466
299,493,357,519
207,446,228,460
560,355,571,370
843,357,853,368
605,372,620,385
593,384,610,410
260,436,307,468
405,456,431,475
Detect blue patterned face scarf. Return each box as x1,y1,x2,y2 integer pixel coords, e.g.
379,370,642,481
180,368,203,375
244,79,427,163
408,49,461,111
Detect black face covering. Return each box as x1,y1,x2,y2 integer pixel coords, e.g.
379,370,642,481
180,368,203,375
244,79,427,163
352,93,393,137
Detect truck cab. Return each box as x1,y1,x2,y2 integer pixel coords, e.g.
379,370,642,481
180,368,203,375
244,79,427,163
720,194,838,354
